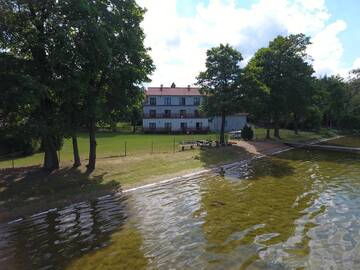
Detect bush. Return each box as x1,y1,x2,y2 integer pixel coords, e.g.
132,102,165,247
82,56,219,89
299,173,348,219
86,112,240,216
241,124,254,141
0,135,40,155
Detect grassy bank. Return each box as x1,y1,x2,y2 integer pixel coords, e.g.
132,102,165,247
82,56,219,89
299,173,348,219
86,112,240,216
0,133,219,169
253,127,336,142
0,146,251,222
0,128,330,169
0,128,332,222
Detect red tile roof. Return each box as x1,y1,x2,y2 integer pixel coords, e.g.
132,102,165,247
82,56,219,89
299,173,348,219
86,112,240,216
146,87,201,96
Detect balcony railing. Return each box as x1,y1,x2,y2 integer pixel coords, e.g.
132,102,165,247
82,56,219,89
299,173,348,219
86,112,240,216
143,127,210,133
143,113,206,119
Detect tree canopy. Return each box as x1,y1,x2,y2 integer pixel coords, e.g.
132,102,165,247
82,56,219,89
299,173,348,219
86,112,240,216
197,44,244,144
246,34,315,138
0,0,154,170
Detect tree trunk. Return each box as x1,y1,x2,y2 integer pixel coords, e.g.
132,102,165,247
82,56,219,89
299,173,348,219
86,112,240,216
133,123,136,133
294,113,299,135
43,136,59,171
220,113,226,145
273,115,281,139
266,127,271,139
87,120,97,171
72,135,81,168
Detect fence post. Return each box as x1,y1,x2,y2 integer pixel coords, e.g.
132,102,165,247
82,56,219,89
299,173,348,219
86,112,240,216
173,137,176,153
124,141,127,157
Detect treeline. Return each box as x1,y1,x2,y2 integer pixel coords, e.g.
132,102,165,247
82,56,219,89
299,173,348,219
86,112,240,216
0,0,154,170
197,35,360,143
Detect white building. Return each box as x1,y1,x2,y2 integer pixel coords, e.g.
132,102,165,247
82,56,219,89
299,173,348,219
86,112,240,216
143,85,248,133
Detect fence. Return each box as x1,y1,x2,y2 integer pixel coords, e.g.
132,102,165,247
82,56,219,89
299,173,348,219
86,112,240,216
0,133,229,169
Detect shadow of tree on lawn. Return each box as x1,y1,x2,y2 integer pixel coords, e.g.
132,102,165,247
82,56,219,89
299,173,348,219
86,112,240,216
0,166,121,223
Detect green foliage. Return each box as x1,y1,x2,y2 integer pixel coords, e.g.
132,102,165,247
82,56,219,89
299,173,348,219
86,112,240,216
303,106,323,131
197,44,244,117
0,0,154,169
246,34,314,137
197,44,245,143
241,125,254,141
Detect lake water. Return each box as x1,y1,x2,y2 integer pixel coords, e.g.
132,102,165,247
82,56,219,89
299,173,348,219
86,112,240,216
1,138,360,270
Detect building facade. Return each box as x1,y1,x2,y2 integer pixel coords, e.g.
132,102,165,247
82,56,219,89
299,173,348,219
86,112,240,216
143,85,248,133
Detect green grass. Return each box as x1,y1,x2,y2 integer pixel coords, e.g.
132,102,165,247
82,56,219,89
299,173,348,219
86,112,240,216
0,128,334,221
253,127,334,142
0,146,250,222
0,128,332,169
0,133,220,169
0,128,333,169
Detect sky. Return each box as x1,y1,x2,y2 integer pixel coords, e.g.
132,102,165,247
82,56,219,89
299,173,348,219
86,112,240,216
136,0,360,86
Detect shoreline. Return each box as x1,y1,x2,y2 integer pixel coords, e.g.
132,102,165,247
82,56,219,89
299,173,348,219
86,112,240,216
1,136,340,225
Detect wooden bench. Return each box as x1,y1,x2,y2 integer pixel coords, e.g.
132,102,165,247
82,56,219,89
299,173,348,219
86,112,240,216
179,141,198,151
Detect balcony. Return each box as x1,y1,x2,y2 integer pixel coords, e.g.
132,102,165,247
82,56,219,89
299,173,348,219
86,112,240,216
143,113,206,119
143,127,210,133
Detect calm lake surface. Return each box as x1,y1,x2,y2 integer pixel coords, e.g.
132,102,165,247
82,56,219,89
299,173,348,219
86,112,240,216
1,137,360,270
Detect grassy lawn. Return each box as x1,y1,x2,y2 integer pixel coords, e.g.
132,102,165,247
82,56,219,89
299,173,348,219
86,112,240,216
0,133,220,169
253,127,335,142
0,127,335,221
0,128,331,169
0,146,250,222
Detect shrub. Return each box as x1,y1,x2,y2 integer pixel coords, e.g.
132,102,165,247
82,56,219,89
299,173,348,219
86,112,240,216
241,124,254,141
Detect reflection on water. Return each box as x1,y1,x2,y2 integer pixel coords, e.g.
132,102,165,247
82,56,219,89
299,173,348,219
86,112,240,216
1,145,360,269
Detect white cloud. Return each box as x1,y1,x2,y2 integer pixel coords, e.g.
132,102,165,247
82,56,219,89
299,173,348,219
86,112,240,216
353,58,360,69
137,0,350,86
307,20,347,76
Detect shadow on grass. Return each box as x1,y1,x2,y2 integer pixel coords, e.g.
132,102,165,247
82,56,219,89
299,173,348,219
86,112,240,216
0,166,121,223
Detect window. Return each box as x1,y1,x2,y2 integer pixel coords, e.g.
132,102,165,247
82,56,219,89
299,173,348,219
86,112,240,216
179,97,186,105
165,122,172,130
149,97,156,105
180,122,187,130
149,110,156,118
164,97,171,105
180,110,186,118
149,122,156,130
194,97,200,105
164,110,171,118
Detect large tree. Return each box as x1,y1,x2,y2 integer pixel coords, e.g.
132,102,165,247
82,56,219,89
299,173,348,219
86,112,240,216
197,44,244,144
247,34,314,138
1,0,154,171
0,1,71,170
64,0,154,170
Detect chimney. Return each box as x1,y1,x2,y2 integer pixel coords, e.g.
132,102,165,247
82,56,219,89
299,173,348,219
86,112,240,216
160,84,163,91
187,85,191,91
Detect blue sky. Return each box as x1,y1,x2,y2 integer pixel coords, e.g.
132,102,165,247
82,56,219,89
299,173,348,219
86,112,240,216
326,0,360,66
137,0,360,85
